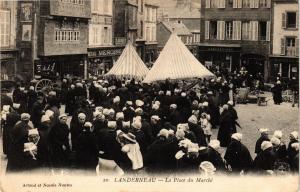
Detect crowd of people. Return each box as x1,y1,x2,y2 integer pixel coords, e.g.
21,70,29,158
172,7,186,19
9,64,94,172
0,71,299,176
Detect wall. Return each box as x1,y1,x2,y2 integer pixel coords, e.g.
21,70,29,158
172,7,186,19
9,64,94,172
168,18,201,31
39,20,88,56
49,0,91,18
272,3,298,55
113,0,126,38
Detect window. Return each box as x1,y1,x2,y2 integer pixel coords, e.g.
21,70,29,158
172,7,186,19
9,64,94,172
104,0,109,14
140,21,143,38
287,12,296,28
285,37,297,56
225,21,233,40
260,0,270,8
211,0,219,8
243,0,250,8
242,21,251,40
147,7,150,21
103,27,108,44
146,27,150,41
0,10,10,47
259,21,267,40
152,8,156,22
55,29,80,42
209,21,218,39
233,0,242,8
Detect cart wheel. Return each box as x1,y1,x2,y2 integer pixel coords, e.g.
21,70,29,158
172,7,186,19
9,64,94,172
35,79,53,93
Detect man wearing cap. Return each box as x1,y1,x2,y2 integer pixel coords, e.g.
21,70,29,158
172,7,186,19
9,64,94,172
224,133,253,173
255,128,270,154
7,113,32,171
49,114,70,168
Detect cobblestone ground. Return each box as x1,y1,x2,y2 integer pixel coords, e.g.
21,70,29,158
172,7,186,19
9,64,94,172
0,92,299,175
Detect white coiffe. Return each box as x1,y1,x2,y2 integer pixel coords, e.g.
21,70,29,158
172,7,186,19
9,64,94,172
143,33,215,83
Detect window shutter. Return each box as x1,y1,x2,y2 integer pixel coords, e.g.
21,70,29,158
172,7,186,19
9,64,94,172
296,38,299,56
233,21,237,40
282,13,286,28
254,21,258,40
237,21,241,40
233,0,237,8
217,21,221,39
254,0,259,8
266,0,271,8
206,0,211,8
280,38,285,55
221,21,225,40
239,0,243,8
205,21,210,39
219,0,225,8
250,0,254,8
296,12,299,29
266,21,270,41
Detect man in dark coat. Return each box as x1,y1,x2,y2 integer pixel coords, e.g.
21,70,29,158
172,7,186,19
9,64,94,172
253,141,277,173
70,112,86,151
166,104,180,126
6,113,33,172
2,106,20,155
27,86,37,111
49,114,70,168
271,81,283,105
30,96,45,128
217,105,233,147
12,86,27,113
76,122,99,170
227,101,239,133
255,128,270,154
176,92,191,123
65,84,76,115
224,133,253,173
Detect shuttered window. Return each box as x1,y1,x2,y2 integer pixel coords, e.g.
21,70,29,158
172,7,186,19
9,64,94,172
250,21,258,41
266,21,270,41
217,21,225,40
296,38,299,56
280,38,285,55
206,0,211,8
0,10,10,47
219,0,225,8
233,21,241,40
205,21,210,39
282,13,286,28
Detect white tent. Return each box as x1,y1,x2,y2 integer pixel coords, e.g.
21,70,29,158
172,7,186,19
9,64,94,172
105,41,149,80
143,33,215,83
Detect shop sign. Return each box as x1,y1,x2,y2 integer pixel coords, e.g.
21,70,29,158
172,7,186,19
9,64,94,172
207,47,234,52
0,53,15,60
88,48,123,57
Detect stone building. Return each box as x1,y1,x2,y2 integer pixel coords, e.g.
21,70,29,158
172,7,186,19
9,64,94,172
199,0,272,80
0,1,18,80
269,0,298,81
88,0,124,76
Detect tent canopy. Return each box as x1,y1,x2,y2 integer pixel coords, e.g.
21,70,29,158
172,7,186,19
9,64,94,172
143,33,215,83
105,41,149,80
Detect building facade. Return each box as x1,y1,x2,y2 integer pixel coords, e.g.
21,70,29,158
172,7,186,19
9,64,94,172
88,0,124,76
157,21,196,54
269,0,298,81
37,0,91,78
0,1,18,80
199,0,271,80
143,2,158,63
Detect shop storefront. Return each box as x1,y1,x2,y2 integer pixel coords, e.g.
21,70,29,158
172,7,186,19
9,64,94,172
269,56,299,82
0,50,18,80
87,46,124,76
198,44,241,72
38,54,87,79
145,43,158,64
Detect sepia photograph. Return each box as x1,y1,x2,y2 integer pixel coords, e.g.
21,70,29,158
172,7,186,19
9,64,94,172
0,0,299,191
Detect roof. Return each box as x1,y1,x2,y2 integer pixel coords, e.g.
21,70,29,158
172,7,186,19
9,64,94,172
143,33,215,83
166,7,200,19
105,41,149,80
161,21,192,35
